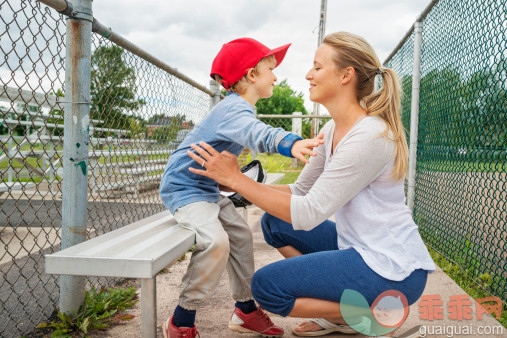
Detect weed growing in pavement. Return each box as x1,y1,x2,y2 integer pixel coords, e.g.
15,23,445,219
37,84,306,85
36,286,137,337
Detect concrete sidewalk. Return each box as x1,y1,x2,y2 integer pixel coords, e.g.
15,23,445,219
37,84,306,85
97,207,504,337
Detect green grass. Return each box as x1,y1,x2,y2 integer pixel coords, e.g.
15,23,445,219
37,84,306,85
1,176,48,183
428,247,506,328
36,286,138,337
238,151,304,185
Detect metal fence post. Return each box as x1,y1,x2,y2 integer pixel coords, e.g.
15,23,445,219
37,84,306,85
60,0,93,314
7,130,13,182
209,80,221,109
407,21,423,210
291,112,302,168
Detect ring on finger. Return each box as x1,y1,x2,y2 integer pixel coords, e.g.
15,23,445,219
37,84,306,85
201,159,206,167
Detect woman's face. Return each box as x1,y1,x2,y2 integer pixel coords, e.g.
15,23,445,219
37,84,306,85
305,44,341,104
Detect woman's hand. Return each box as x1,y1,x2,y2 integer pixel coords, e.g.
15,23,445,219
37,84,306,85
188,142,293,223
187,142,243,188
291,133,324,163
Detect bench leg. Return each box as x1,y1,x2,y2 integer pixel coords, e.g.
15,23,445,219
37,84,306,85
141,277,157,338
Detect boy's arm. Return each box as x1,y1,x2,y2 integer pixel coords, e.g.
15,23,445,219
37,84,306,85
217,109,300,155
217,109,323,160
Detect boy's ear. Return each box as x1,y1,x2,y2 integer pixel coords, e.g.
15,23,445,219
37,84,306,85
246,68,256,83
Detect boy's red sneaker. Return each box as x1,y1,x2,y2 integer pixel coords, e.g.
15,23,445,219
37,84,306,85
228,307,284,337
162,316,200,338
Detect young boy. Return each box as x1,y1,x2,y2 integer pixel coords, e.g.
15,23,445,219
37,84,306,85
160,37,323,338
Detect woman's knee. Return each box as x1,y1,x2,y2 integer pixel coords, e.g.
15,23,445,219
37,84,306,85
260,213,276,246
260,213,287,248
251,268,276,309
251,266,270,299
251,265,294,317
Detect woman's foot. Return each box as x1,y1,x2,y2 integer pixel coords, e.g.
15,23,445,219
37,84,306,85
292,318,358,336
292,320,324,334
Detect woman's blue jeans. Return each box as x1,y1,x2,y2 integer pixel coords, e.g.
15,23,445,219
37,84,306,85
251,213,428,317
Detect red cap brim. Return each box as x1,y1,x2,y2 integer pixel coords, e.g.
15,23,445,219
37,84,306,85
265,43,291,68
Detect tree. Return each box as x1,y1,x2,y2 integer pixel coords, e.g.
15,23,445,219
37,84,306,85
414,62,506,162
90,46,145,134
146,113,194,144
255,79,307,116
417,67,464,158
254,79,311,135
461,60,507,153
400,74,412,140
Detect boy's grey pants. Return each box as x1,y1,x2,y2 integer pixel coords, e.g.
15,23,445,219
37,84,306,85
174,196,255,310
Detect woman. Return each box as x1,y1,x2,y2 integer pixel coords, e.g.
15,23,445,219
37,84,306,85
187,31,436,337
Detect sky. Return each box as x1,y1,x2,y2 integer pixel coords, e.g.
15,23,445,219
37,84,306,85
2,0,432,114
90,0,432,112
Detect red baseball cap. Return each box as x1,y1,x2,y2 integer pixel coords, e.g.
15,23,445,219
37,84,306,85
210,37,291,90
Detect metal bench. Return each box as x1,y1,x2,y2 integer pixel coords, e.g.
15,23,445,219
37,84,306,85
45,211,194,338
0,181,35,197
45,173,285,337
92,174,163,198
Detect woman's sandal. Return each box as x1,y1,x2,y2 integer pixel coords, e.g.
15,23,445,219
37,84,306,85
291,318,359,336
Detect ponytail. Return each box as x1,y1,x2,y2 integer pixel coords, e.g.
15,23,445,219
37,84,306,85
323,32,408,181
363,69,408,181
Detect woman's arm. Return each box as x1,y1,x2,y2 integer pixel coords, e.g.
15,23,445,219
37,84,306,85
187,142,293,222
289,128,395,230
220,183,291,194
264,184,292,194
230,174,292,222
187,121,392,229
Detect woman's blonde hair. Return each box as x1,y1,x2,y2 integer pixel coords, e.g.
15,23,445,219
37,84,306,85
214,55,276,94
323,31,408,181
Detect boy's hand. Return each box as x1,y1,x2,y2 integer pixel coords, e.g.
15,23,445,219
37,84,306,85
290,133,324,163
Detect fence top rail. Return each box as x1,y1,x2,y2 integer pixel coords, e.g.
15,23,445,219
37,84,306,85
35,0,215,97
383,0,439,65
91,19,215,97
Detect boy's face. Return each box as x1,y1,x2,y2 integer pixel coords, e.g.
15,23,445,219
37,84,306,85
252,60,277,99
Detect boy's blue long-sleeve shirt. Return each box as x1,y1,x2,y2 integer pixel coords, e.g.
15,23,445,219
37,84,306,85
160,93,302,214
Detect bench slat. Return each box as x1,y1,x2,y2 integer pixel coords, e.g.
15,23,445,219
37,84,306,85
59,212,175,256
77,216,177,257
45,211,195,278
0,182,35,193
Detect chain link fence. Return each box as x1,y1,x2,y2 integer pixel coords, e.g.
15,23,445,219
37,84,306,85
385,0,506,306
2,0,506,336
0,0,211,336
1,1,67,335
